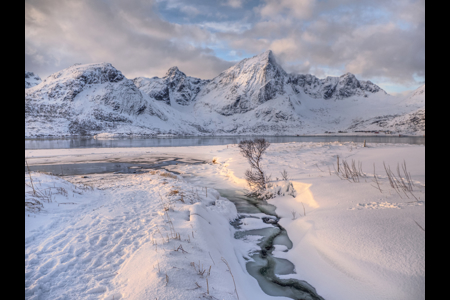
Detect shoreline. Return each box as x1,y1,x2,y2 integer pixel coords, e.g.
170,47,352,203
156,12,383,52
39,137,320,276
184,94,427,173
25,133,425,140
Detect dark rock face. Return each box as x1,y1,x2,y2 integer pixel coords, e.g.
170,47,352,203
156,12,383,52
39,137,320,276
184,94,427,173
134,67,209,106
25,71,42,89
288,72,384,100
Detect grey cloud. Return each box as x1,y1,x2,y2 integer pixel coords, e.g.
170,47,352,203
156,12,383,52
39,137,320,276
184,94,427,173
25,0,233,80
25,0,425,88
219,0,425,85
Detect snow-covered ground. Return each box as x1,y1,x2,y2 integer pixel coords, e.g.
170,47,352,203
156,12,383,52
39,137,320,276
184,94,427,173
25,141,425,300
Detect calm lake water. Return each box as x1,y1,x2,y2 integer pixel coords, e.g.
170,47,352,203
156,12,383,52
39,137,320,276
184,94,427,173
25,135,425,150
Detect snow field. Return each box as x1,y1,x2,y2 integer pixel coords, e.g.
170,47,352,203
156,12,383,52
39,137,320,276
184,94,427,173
25,141,425,300
26,170,282,300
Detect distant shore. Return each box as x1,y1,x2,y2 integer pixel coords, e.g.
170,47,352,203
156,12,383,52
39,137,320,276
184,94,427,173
25,133,425,140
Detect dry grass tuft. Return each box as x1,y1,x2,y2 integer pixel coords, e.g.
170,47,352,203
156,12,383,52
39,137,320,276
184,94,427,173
159,172,178,179
168,190,179,196
221,257,239,300
191,261,207,277
383,161,418,201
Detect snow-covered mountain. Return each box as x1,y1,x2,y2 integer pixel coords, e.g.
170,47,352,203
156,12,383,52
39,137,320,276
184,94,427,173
25,51,425,137
288,72,384,100
25,71,42,89
347,84,425,134
25,63,200,137
195,50,288,116
133,67,209,106
193,51,385,116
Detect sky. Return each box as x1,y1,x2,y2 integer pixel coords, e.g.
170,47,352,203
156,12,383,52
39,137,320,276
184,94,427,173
25,0,425,94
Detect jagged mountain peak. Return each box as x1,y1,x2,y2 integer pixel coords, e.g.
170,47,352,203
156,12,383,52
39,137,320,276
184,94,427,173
195,50,287,115
134,66,208,107
231,49,286,76
165,66,185,78
45,62,125,85
340,72,356,78
255,49,275,61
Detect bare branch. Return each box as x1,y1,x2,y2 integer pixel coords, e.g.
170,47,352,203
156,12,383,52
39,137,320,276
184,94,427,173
238,139,271,197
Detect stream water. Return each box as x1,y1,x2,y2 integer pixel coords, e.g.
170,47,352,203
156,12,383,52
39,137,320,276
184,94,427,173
218,189,324,300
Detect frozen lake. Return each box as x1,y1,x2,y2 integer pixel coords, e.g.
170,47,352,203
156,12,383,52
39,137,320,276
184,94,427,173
25,135,425,149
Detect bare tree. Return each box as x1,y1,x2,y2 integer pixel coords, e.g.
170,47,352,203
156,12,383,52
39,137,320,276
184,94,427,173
238,138,271,196
280,169,289,181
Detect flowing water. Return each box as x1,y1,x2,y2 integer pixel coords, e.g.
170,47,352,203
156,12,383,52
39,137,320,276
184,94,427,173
218,189,325,300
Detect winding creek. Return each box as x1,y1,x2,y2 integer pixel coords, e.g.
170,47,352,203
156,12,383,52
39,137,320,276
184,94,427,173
220,189,324,300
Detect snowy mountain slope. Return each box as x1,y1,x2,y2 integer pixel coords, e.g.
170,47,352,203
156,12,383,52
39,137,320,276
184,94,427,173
25,71,41,89
347,109,425,135
288,72,384,100
133,67,209,107
192,50,385,117
194,50,288,116
346,85,425,134
25,63,200,137
398,84,425,109
25,52,425,137
186,50,415,134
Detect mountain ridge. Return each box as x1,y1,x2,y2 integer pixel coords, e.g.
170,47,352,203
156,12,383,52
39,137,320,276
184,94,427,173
25,51,425,137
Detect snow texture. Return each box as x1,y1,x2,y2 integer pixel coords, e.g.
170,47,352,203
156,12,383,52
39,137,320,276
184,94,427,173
25,142,425,300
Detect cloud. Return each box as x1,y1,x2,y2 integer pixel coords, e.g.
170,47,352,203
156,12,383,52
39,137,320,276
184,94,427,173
224,0,244,8
25,0,425,88
259,0,316,20
25,0,233,79
220,0,425,85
